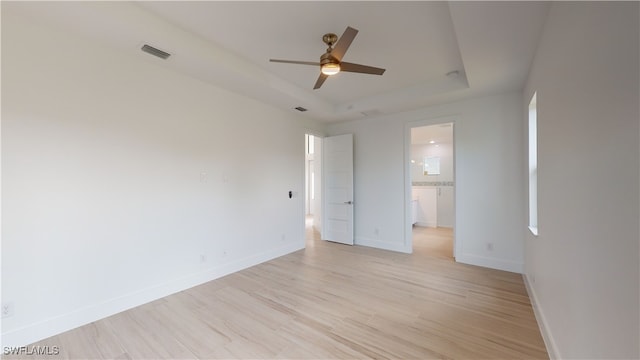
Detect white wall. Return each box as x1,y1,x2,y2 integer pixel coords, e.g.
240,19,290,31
1,9,324,347
327,92,525,272
523,3,639,359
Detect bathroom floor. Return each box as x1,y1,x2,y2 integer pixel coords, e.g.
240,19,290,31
412,226,454,260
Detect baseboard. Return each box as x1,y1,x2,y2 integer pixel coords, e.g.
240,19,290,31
523,274,561,360
355,236,411,253
1,242,304,348
415,221,437,228
455,253,523,273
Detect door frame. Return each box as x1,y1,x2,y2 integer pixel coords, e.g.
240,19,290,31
305,135,315,216
404,115,458,257
304,132,324,244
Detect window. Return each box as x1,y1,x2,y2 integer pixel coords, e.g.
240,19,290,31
528,93,538,236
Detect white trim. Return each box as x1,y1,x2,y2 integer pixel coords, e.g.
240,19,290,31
528,226,539,236
415,221,437,228
1,242,303,347
524,274,561,360
456,253,523,273
528,93,538,231
355,237,411,254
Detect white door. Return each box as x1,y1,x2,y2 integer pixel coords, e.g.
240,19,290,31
322,134,354,245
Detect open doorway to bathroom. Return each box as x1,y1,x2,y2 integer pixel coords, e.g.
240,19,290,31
305,134,322,245
409,122,455,260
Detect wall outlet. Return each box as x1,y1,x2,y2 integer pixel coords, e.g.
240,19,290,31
222,249,227,257
200,172,208,183
199,254,207,263
2,302,14,318
281,234,286,241
373,228,380,237
486,242,494,251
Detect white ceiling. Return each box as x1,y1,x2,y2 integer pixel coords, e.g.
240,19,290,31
412,123,454,145
5,1,550,123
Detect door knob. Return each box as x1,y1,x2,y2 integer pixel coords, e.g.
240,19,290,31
344,201,353,205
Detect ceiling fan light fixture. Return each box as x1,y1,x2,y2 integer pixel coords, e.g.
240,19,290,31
321,63,341,76
269,26,385,89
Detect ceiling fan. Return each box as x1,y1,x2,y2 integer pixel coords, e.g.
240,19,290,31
270,26,386,90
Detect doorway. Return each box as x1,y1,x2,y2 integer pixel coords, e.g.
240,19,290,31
406,119,455,259
305,134,322,244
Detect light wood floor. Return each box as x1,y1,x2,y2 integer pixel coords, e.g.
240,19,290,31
10,222,548,359
412,225,454,261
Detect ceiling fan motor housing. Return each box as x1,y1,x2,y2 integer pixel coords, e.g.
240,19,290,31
320,52,339,66
322,33,338,47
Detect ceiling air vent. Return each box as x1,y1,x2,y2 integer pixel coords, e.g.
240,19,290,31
361,109,383,117
294,107,308,112
141,44,171,60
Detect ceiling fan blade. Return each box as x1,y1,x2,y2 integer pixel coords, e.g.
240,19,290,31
330,26,358,62
313,73,329,89
340,62,386,75
270,59,320,66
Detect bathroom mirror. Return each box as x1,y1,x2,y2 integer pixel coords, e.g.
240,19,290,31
423,156,441,175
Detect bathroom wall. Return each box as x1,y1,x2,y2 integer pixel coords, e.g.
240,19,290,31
411,132,454,228
411,142,454,183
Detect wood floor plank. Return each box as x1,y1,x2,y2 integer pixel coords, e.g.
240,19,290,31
103,310,197,359
274,320,368,359
9,225,548,359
